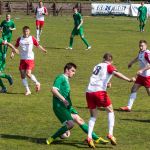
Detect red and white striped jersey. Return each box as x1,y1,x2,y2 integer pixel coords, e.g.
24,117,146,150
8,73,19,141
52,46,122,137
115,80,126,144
15,36,39,60
138,49,150,77
86,62,116,92
36,6,47,21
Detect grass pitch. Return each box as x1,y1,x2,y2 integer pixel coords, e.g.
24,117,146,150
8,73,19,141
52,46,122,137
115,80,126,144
0,15,150,150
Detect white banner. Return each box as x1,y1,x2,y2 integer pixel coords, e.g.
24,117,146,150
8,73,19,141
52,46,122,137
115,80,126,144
91,3,130,16
130,4,150,16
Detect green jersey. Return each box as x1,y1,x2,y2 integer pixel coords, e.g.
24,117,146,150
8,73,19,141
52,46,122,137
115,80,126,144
73,12,83,28
0,38,4,54
53,74,72,108
0,20,16,38
138,6,147,20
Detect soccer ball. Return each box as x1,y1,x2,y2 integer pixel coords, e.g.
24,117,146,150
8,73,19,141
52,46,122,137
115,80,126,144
60,130,71,139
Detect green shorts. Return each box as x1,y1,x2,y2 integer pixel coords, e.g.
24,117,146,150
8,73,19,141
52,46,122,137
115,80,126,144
71,27,84,37
139,18,147,24
2,35,12,42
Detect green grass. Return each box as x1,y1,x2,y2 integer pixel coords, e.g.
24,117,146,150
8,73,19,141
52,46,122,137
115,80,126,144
0,15,150,150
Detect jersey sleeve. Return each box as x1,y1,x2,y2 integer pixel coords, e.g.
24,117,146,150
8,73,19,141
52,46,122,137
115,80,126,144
79,13,83,20
12,21,16,28
44,7,47,14
107,64,117,74
32,36,39,47
15,37,21,47
53,75,64,90
144,52,150,64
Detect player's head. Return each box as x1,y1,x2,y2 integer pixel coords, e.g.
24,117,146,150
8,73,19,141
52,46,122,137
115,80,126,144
141,1,144,6
64,63,77,78
39,1,43,7
139,40,147,51
103,53,113,63
22,26,30,37
6,14,11,21
73,7,78,13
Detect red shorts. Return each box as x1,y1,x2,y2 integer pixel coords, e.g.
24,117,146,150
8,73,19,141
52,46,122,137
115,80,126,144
19,60,34,70
86,91,111,109
36,20,44,27
135,75,150,88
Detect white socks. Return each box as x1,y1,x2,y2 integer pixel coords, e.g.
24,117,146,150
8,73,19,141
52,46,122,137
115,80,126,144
88,117,96,139
127,92,137,109
22,78,30,92
108,112,115,136
30,74,39,85
39,30,42,36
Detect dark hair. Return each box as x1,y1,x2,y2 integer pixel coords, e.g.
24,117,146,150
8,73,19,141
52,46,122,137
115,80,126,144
23,26,30,31
64,63,77,72
139,40,147,45
73,7,78,10
103,53,113,61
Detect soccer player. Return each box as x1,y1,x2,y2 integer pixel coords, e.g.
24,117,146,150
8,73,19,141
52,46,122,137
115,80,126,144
35,1,48,41
120,40,150,112
66,7,91,50
46,63,109,145
11,26,47,95
137,2,148,32
86,53,135,148
0,38,18,93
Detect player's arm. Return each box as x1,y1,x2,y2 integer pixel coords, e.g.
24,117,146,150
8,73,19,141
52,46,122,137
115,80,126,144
77,14,83,29
4,41,19,54
113,71,135,82
38,45,47,53
128,56,138,68
51,87,69,107
43,7,48,16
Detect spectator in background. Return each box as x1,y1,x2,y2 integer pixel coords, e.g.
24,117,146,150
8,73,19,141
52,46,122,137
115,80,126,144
137,2,148,32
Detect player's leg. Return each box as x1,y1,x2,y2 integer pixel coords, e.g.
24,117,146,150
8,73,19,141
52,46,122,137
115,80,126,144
39,22,44,39
46,106,75,145
0,72,13,85
0,78,7,93
145,87,150,96
139,20,143,32
79,28,91,50
20,69,31,95
105,104,116,145
67,28,76,49
142,20,146,32
72,113,109,144
120,83,142,111
36,20,40,41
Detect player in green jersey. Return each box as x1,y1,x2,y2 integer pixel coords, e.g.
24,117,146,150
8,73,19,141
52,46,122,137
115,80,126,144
66,7,91,50
138,2,148,32
0,38,18,93
46,63,109,145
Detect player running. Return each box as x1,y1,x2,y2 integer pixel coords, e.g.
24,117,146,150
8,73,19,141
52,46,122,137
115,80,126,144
11,26,47,96
46,63,109,145
137,2,148,32
86,53,135,148
120,40,150,112
35,1,48,42
66,7,91,50
0,38,18,93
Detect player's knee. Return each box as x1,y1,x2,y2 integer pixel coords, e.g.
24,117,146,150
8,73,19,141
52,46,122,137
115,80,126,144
66,121,74,129
26,72,31,78
81,35,84,39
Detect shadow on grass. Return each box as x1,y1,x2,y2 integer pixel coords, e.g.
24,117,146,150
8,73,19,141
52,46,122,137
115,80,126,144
6,92,24,95
0,134,112,148
44,46,66,50
121,119,150,123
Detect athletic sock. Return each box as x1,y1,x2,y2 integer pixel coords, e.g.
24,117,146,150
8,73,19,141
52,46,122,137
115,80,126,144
80,123,99,140
51,125,68,139
88,117,96,139
139,24,142,31
22,78,30,92
30,74,39,85
69,37,73,48
81,37,90,47
127,92,137,109
0,78,5,89
0,73,11,79
108,112,115,136
36,29,39,39
39,29,42,36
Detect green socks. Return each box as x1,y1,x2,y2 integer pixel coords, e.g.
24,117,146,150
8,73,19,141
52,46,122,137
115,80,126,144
0,73,11,80
51,125,68,139
0,78,5,89
79,123,99,140
69,37,73,48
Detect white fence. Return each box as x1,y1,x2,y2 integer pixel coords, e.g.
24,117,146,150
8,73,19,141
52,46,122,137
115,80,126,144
91,3,150,16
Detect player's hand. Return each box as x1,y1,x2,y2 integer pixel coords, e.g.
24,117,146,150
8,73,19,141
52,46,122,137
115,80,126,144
107,82,111,88
63,99,69,107
77,26,80,30
137,70,143,75
129,77,136,82
10,52,14,59
43,49,47,53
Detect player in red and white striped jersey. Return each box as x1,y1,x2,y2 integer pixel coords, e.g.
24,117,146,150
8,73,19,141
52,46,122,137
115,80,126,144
11,26,47,95
86,53,135,148
120,40,150,112
35,1,48,41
